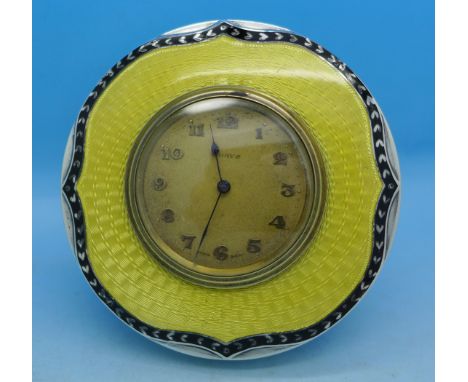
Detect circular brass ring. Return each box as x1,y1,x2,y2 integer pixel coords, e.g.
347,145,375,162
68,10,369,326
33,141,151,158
125,87,327,288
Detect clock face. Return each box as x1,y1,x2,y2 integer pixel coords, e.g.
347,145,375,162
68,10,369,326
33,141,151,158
126,89,325,287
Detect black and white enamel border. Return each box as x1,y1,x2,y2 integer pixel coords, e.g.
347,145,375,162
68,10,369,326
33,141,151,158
61,20,400,359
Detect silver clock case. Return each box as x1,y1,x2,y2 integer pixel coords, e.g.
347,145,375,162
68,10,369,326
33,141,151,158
61,19,401,361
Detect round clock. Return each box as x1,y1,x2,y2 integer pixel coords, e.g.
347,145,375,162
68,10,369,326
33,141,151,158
126,88,326,288
62,20,400,360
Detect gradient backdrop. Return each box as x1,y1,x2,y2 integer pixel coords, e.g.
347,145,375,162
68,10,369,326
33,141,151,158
33,0,434,381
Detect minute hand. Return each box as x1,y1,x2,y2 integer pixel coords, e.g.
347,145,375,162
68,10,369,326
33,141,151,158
194,192,222,258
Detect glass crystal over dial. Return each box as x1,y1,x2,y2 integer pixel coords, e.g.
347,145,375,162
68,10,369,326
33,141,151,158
126,89,325,288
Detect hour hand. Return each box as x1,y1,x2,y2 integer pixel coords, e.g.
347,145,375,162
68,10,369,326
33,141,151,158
211,141,220,156
210,125,220,154
210,125,223,181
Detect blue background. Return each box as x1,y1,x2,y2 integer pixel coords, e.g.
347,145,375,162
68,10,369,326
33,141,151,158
33,0,434,381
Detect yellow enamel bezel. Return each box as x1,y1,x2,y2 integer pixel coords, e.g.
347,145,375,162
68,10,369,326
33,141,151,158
76,36,383,343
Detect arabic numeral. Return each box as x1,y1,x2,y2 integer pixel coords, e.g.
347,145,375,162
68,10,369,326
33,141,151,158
161,145,184,160
161,209,175,223
217,115,238,129
188,122,204,137
255,128,263,139
181,235,196,249
247,239,261,253
273,152,288,165
213,246,228,261
153,177,167,191
269,216,286,229
281,183,295,197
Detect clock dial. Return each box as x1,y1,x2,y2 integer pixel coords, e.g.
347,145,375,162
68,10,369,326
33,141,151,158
127,89,325,287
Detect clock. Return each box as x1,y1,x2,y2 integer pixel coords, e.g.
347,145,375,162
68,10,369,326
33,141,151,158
126,88,325,288
62,20,400,360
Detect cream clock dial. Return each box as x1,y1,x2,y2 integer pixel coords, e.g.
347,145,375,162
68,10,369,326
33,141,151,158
126,90,324,287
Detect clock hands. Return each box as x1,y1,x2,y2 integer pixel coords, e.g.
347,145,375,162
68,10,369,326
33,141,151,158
210,125,223,182
194,192,222,258
194,126,231,258
211,125,231,194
